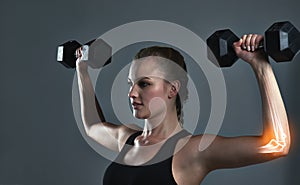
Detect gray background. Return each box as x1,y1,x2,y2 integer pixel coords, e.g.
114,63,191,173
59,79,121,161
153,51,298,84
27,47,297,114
1,0,299,184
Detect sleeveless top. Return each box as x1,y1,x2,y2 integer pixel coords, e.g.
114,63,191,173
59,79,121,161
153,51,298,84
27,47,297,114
103,130,189,185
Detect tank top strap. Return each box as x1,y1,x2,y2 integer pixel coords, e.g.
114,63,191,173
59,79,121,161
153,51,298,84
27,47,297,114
125,131,143,145
114,131,142,163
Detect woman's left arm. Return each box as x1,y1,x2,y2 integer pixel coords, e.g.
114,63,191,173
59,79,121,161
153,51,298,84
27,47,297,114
195,34,291,171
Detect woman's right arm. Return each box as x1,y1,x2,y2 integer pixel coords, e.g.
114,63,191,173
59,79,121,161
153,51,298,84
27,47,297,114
76,53,134,152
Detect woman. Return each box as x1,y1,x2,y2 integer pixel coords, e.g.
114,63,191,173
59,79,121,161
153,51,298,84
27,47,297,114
76,34,291,185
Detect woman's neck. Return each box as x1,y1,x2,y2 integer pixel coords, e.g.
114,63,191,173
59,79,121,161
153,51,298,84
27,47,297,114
143,107,182,139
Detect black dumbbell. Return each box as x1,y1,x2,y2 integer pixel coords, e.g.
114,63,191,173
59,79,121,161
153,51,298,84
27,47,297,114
57,38,112,68
207,21,300,67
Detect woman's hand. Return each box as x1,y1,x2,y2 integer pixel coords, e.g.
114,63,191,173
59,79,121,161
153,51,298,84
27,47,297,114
233,34,269,69
75,47,88,73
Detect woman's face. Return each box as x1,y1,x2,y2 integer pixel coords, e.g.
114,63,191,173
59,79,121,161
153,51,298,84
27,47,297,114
128,56,172,120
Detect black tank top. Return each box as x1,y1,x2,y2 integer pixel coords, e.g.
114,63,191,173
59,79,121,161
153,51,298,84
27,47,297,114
103,130,189,185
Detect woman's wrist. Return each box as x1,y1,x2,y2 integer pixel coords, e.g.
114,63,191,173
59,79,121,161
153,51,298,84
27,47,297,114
250,57,272,75
76,62,89,74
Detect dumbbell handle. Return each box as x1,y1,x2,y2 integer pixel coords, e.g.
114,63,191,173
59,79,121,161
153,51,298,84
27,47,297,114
60,39,110,66
79,39,96,60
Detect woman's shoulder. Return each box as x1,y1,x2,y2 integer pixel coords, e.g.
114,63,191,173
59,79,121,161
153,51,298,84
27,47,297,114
117,124,142,150
173,132,211,181
175,132,218,160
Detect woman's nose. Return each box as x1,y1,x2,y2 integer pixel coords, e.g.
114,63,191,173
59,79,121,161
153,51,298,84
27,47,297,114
128,84,138,98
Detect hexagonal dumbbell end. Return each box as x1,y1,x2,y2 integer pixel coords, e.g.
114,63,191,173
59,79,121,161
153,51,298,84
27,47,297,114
82,39,112,69
265,21,300,62
57,40,82,68
207,29,239,67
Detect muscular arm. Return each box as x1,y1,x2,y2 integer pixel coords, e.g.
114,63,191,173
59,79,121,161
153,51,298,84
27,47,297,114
196,34,291,171
255,62,290,154
76,55,134,152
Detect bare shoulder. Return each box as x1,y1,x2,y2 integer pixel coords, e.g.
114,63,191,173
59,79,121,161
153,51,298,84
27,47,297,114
174,133,221,170
179,133,222,161
173,134,210,184
117,124,142,151
175,133,207,159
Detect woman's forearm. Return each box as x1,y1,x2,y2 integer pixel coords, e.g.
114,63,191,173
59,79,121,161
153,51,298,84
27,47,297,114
76,67,103,133
252,62,291,155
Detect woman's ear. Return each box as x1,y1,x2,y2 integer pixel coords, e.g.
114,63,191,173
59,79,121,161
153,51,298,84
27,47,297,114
168,80,181,98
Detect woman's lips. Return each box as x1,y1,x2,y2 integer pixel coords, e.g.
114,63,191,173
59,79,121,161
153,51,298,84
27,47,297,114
132,102,143,109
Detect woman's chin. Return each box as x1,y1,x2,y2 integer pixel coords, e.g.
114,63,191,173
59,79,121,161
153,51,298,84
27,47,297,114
133,112,150,119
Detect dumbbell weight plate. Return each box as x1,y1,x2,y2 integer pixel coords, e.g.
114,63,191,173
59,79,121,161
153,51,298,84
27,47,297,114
57,40,81,68
207,29,239,67
83,39,112,69
265,21,300,62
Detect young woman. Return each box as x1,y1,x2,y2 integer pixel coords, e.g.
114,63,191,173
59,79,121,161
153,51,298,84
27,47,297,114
76,34,291,185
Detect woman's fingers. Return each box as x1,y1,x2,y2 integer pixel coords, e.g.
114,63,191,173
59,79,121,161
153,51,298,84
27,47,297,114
250,34,257,51
241,34,248,50
76,47,83,59
255,35,264,49
241,34,263,52
245,34,253,51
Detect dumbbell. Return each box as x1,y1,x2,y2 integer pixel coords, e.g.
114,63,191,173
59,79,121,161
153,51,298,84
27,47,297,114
57,38,112,68
207,21,300,67
56,38,111,122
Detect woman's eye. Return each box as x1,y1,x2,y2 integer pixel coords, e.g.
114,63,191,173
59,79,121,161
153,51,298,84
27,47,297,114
127,80,133,86
138,81,149,88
